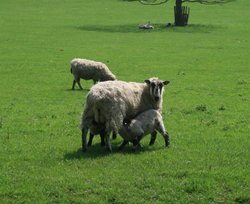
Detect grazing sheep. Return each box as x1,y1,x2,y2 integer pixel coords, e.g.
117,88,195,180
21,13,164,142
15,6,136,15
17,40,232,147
118,109,170,151
80,77,170,152
70,58,116,90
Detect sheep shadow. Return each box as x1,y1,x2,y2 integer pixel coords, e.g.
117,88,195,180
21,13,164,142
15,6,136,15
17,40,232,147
76,23,222,34
64,143,162,160
64,88,90,92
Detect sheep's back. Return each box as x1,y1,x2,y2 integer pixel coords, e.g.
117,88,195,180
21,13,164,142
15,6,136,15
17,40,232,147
87,81,146,132
133,110,161,134
71,58,109,80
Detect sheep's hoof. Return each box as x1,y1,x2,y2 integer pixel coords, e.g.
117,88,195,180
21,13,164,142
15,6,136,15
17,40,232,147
106,147,112,153
165,140,170,147
132,144,141,153
132,147,140,153
118,145,125,151
82,146,88,152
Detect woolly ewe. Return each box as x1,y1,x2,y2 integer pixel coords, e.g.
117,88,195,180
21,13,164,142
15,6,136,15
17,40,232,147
70,58,116,90
80,77,170,152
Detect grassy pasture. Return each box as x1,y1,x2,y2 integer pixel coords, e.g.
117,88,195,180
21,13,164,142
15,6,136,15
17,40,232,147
0,0,249,203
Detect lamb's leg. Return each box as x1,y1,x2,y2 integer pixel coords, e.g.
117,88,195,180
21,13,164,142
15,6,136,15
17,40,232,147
132,134,143,152
132,128,144,151
103,130,112,152
132,139,141,152
87,133,94,147
149,130,157,146
118,140,129,150
72,79,76,90
156,120,170,147
82,127,89,152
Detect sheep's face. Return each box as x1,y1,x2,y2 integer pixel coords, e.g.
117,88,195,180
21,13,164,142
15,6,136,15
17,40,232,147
145,78,170,102
105,74,116,81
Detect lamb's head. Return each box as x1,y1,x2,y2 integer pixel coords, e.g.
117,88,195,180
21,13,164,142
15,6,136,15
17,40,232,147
144,77,170,102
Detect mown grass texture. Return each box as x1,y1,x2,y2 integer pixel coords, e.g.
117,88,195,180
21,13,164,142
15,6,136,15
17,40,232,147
0,0,249,203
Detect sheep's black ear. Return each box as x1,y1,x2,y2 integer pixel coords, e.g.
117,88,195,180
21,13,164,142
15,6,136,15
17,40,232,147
163,80,170,86
144,79,151,84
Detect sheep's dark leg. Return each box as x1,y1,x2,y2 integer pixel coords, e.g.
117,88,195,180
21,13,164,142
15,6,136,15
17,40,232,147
87,133,94,147
118,140,129,150
72,80,76,90
163,132,170,147
149,131,157,146
82,127,89,152
105,137,112,152
100,130,105,146
76,79,83,90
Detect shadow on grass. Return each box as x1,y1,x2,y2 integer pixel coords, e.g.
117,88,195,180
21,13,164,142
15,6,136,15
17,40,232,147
120,0,138,2
64,142,163,160
64,88,90,92
76,23,222,34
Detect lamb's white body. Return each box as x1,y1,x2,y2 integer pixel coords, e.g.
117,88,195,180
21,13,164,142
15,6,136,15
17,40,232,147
118,109,169,149
80,78,169,152
70,58,116,90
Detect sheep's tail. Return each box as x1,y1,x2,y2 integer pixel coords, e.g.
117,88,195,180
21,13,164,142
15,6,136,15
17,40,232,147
70,59,75,73
80,101,94,130
93,105,123,134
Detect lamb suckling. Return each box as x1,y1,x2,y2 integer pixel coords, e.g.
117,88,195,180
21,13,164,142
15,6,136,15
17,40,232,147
70,58,116,90
80,77,170,152
118,109,170,151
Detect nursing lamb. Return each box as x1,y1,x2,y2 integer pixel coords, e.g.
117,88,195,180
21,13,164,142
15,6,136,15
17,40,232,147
118,109,169,150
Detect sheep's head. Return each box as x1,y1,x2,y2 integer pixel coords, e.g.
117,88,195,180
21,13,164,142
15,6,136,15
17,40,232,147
106,74,116,81
145,77,170,102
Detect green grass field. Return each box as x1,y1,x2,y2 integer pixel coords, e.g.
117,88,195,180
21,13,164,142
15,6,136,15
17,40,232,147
0,0,249,203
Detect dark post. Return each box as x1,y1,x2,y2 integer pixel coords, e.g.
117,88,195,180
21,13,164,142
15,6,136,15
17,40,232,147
174,0,190,26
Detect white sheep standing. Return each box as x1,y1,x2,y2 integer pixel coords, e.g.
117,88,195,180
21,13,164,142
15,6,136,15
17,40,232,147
118,109,169,150
80,77,170,152
70,58,116,90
